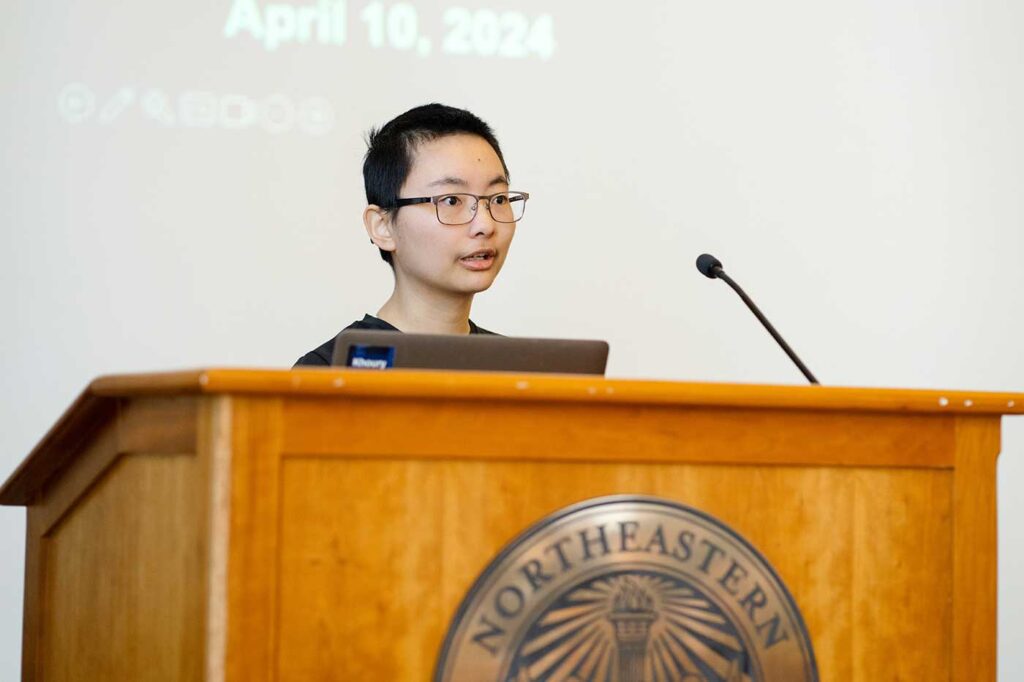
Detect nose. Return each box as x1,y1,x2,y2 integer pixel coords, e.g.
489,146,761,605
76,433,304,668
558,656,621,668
469,197,497,237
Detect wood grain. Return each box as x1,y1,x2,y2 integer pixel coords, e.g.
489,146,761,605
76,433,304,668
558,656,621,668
223,398,283,682
277,458,445,681
274,458,953,682
281,397,955,468
0,390,116,506
21,396,205,681
34,397,197,536
952,416,1000,681
39,453,204,681
22,509,44,682
198,396,233,682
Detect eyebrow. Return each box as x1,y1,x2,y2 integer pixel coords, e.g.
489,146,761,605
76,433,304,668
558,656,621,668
427,175,509,188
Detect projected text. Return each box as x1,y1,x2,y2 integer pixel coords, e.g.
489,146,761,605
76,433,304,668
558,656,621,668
223,0,556,59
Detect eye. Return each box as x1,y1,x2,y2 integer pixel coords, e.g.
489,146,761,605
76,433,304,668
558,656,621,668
492,193,509,205
439,195,463,207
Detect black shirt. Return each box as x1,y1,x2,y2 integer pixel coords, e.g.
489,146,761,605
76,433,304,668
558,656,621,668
293,314,497,367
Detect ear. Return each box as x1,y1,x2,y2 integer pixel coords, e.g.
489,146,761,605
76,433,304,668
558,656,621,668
364,204,397,255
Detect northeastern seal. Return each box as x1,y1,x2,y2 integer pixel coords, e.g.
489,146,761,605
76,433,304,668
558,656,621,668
435,496,817,682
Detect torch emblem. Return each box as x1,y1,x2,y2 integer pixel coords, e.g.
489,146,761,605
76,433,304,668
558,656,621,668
609,577,659,679
507,571,750,682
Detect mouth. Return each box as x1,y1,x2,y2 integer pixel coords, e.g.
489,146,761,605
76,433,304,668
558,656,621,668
458,249,497,270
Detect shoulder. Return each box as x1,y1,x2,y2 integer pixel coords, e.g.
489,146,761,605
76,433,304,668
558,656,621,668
293,315,402,367
294,338,334,367
469,320,500,335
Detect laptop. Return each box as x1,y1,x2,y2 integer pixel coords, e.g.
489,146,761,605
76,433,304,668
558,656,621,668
331,330,609,375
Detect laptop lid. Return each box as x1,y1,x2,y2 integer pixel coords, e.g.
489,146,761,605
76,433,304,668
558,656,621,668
331,330,609,375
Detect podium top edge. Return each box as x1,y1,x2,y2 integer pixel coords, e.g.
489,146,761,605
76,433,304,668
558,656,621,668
2,367,1021,506
89,367,1024,416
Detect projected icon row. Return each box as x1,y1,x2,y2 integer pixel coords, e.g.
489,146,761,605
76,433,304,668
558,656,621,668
57,84,335,136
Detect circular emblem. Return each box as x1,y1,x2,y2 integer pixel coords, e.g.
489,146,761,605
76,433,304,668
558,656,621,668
435,496,817,682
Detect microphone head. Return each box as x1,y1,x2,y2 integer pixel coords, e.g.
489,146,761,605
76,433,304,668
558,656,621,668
696,253,723,278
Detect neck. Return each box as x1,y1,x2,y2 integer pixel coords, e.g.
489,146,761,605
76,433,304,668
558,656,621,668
376,280,474,335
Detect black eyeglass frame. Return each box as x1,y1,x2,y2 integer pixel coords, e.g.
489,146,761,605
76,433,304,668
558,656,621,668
390,191,530,225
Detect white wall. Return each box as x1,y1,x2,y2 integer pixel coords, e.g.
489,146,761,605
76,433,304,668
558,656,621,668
3,0,1023,677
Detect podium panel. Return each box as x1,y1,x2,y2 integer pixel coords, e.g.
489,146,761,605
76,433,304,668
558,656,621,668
1,369,1017,681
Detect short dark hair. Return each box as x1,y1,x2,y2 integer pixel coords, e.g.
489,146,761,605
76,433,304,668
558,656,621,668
363,103,510,265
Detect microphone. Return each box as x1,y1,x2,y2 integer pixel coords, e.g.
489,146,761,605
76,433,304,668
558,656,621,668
696,253,820,385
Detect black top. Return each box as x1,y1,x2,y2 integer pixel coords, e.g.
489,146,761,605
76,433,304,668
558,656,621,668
294,314,497,367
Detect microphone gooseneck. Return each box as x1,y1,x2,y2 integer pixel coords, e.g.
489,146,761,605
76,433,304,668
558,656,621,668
695,253,820,385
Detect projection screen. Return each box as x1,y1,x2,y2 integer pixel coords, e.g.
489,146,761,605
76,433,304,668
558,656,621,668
3,0,1023,677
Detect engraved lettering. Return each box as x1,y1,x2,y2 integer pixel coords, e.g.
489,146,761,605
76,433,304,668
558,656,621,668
495,585,525,619
739,582,768,622
543,536,574,572
757,612,792,648
718,559,748,596
697,538,725,573
520,559,554,592
672,529,694,562
578,524,610,560
643,523,669,555
470,614,504,656
439,499,816,680
618,520,640,552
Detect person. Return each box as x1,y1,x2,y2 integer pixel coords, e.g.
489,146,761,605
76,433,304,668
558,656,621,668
294,103,529,367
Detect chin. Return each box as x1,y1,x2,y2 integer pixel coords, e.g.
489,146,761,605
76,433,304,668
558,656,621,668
454,273,498,294
461,280,496,294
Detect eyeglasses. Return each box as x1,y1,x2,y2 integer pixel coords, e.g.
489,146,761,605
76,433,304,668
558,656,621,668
392,191,530,225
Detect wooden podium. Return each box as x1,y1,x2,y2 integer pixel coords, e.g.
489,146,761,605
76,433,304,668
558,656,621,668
2,368,1021,681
